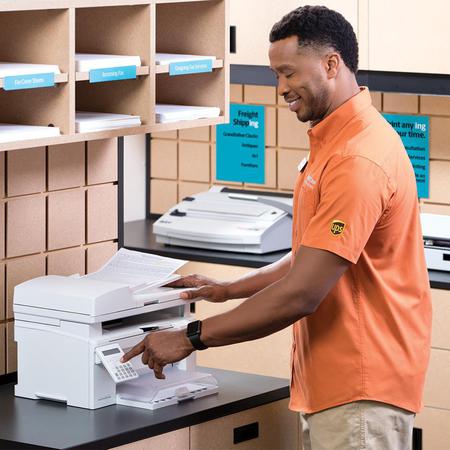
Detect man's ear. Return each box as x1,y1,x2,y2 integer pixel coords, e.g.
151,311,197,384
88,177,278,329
326,53,340,79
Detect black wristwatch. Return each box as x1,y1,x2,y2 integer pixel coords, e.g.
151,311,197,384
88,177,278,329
186,320,208,350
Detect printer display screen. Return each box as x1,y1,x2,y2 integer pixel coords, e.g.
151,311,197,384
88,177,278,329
102,348,121,356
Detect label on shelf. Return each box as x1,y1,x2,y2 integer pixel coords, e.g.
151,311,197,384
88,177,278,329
89,65,137,83
3,72,55,91
169,59,213,76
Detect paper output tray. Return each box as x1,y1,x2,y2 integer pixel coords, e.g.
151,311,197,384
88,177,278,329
116,367,218,410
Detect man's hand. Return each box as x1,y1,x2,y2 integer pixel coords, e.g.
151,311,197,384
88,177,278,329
121,329,194,379
167,274,230,303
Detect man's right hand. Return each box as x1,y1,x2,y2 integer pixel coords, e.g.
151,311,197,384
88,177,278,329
166,274,230,303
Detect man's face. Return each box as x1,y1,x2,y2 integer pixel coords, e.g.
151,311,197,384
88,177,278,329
269,35,332,123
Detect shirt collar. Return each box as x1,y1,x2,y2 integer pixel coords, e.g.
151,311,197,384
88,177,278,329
307,87,372,149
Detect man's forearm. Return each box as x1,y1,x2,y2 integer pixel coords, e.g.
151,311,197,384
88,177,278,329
225,251,292,300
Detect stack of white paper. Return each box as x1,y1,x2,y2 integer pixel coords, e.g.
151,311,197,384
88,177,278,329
155,104,221,123
0,62,61,78
155,53,216,65
76,111,141,133
0,123,60,143
75,54,142,72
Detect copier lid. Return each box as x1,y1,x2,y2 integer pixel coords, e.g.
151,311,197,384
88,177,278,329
13,275,133,317
421,213,450,241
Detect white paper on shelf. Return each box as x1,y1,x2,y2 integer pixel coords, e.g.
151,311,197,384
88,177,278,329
0,62,61,78
0,123,60,143
155,104,221,123
83,248,187,291
155,53,216,65
75,54,142,72
75,111,141,132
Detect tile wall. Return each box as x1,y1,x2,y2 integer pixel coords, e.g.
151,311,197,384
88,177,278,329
0,138,119,375
150,84,450,215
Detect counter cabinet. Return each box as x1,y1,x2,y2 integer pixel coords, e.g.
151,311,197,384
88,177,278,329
0,0,229,152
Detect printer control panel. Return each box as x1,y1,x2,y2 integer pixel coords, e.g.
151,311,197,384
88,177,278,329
96,344,139,383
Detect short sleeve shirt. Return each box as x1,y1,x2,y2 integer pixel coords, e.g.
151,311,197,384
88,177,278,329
290,88,431,414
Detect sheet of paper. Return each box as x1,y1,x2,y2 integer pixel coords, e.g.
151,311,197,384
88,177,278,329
83,248,187,289
155,53,216,65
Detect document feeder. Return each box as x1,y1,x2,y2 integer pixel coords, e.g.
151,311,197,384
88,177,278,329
13,274,218,410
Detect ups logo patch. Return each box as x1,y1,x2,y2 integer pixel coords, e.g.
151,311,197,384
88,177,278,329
330,220,346,236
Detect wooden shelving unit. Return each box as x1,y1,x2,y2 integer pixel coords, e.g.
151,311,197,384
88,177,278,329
0,0,229,152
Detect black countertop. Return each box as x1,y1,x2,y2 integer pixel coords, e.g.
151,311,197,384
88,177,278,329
124,219,450,290
0,368,290,450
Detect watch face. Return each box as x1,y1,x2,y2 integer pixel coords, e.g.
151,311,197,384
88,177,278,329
187,320,201,336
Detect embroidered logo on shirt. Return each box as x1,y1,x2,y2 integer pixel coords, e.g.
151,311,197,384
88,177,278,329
303,175,317,189
330,220,346,236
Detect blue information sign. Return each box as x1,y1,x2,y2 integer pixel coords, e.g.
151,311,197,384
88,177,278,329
216,104,265,184
169,59,213,76
89,65,136,83
3,72,55,91
383,113,429,198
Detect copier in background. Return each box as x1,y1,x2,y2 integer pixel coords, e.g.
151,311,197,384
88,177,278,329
13,249,218,410
153,186,293,254
421,213,450,271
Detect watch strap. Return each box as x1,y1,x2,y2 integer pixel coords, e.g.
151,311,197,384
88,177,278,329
186,320,208,350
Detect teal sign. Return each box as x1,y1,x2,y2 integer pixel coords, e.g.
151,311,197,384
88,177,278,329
89,65,136,83
169,59,213,76
383,114,429,198
216,104,265,184
3,73,55,91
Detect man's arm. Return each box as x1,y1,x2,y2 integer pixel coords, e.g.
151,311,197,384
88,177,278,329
122,246,350,378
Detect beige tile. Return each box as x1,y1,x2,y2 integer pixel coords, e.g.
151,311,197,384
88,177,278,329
6,254,46,319
0,152,5,198
430,117,450,160
211,126,216,143
150,179,178,214
178,182,210,202
0,201,4,260
48,190,85,251
48,142,85,191
179,141,210,183
87,184,118,244
151,130,177,139
230,84,243,103
266,107,276,147
6,195,46,258
6,322,16,373
244,85,277,105
86,242,117,274
211,144,243,186
383,93,419,114
415,407,450,450
7,147,46,197
246,147,277,189
151,139,178,180
87,138,118,185
370,91,382,111
278,149,309,190
420,95,450,116
0,323,5,375
47,247,86,276
429,160,450,204
420,202,450,215
0,262,4,321
179,126,210,142
277,107,310,149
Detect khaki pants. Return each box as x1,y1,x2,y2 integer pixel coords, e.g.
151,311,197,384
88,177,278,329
300,401,415,450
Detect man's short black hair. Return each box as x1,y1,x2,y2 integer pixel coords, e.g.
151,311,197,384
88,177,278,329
269,5,359,74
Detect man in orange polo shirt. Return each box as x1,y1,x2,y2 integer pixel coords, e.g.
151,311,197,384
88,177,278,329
123,5,431,449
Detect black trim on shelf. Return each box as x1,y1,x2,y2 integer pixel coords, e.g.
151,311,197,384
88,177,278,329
221,187,292,198
231,65,450,95
146,134,151,219
0,372,17,386
117,137,124,249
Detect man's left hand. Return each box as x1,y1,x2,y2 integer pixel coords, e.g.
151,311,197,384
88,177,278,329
121,329,195,379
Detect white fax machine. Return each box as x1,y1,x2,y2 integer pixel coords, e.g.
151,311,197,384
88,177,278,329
13,275,218,410
421,213,450,272
153,186,293,254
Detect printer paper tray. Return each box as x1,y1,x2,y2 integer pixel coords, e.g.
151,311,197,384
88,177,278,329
116,366,218,410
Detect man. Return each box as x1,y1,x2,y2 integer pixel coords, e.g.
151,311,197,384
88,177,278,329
123,6,431,449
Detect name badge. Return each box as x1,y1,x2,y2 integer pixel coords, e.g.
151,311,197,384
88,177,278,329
169,59,213,76
4,73,55,91
89,65,137,83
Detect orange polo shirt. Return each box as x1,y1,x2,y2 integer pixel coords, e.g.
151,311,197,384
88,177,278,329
290,87,431,414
